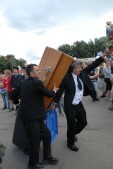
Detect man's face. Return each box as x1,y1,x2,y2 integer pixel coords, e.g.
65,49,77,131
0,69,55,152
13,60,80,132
22,69,27,76
31,66,40,78
72,64,83,76
106,61,111,67
13,68,18,74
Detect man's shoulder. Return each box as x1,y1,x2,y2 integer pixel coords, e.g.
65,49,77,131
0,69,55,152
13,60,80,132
18,75,25,80
34,78,43,85
26,77,42,84
62,73,73,83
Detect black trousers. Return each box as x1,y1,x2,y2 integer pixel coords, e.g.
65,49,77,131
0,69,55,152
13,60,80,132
104,78,112,91
66,102,87,144
25,119,51,166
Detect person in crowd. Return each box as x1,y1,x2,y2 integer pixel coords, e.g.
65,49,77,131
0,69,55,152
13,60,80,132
10,66,21,111
108,74,113,111
14,66,28,153
109,60,113,110
57,94,65,116
0,72,10,109
89,69,100,101
12,64,59,169
103,59,112,101
4,69,15,111
17,66,28,86
54,53,106,152
10,66,21,90
57,99,63,115
15,66,28,114
110,60,113,75
98,63,106,98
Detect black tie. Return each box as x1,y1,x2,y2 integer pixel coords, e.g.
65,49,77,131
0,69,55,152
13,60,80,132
77,76,82,90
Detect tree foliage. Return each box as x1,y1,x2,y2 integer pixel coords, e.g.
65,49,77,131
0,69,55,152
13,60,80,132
58,44,73,56
58,37,106,59
0,54,27,73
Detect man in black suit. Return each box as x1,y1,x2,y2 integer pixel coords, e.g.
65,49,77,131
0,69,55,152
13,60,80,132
10,66,21,111
10,66,20,90
14,64,59,169
17,66,28,86
54,54,106,152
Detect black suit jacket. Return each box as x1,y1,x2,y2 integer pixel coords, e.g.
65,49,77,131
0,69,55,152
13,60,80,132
17,75,26,86
54,56,104,115
13,77,56,122
10,74,21,89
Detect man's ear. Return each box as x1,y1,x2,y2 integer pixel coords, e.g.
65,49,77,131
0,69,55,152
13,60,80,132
30,71,33,77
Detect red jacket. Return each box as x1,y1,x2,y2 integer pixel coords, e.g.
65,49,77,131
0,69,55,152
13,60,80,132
6,76,12,92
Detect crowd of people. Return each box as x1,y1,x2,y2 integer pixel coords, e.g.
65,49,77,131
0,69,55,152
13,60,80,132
0,66,27,112
0,66,28,169
0,51,113,169
87,58,113,110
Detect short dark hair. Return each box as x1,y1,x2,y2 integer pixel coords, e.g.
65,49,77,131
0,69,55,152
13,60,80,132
13,66,19,69
22,66,27,70
68,60,83,73
26,64,37,76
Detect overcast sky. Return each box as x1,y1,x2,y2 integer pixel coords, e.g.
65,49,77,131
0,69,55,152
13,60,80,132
0,0,113,64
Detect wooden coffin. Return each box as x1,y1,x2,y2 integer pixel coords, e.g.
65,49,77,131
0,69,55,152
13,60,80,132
38,47,73,109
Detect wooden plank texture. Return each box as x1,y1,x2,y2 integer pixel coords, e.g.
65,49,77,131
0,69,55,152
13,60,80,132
39,47,73,109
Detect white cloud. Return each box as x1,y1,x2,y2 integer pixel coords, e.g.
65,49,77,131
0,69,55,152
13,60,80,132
0,0,113,64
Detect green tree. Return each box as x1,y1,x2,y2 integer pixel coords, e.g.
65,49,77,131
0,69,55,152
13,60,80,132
94,37,106,56
0,56,7,72
87,40,95,58
0,54,27,72
58,44,73,56
72,40,89,58
58,37,106,59
17,58,27,68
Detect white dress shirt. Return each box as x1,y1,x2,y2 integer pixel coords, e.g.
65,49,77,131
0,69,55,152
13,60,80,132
72,73,84,105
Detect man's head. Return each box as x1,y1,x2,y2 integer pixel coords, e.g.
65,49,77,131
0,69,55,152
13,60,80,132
21,66,27,76
4,69,11,76
26,64,40,78
69,60,83,75
13,66,19,74
105,59,111,67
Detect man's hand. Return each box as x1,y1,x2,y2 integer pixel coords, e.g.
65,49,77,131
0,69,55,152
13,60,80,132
53,84,59,93
49,102,58,110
